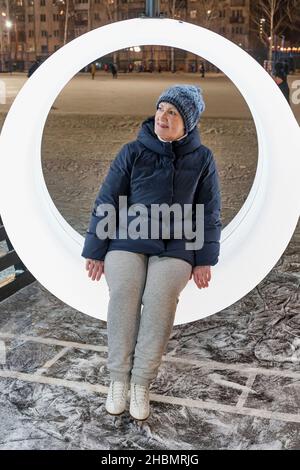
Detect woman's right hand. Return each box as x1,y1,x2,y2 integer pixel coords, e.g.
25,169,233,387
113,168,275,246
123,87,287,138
85,259,104,282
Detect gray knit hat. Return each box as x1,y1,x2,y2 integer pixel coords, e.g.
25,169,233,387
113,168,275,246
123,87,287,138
156,84,205,133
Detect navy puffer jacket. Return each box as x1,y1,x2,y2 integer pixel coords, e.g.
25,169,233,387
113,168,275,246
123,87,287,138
81,116,222,267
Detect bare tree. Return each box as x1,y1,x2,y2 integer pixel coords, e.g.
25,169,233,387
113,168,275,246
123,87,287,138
198,0,220,28
63,0,70,45
53,0,75,45
254,0,300,64
104,0,117,23
285,0,300,36
166,0,187,71
166,0,187,18
103,0,120,65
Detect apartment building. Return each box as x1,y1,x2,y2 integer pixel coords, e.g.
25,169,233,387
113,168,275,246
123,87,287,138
0,0,64,70
0,0,251,71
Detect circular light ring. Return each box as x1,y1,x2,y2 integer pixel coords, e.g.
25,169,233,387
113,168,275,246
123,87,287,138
0,19,299,325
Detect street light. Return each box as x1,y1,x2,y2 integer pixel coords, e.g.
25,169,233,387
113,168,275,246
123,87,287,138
259,18,265,39
205,8,218,25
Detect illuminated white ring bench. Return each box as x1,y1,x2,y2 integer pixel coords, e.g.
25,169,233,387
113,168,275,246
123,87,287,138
0,18,299,325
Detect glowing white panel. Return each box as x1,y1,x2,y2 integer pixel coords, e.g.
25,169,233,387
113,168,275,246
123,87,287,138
0,19,299,325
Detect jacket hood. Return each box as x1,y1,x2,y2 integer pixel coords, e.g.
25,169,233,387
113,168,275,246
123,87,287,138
137,116,202,158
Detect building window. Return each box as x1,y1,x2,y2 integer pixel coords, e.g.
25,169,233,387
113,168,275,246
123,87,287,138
18,31,26,41
53,14,59,21
53,30,60,37
190,10,197,19
41,45,48,53
40,14,46,22
232,9,243,17
28,14,34,22
28,30,34,38
40,0,46,6
28,0,34,5
75,11,88,25
94,13,101,20
41,30,48,37
233,26,244,34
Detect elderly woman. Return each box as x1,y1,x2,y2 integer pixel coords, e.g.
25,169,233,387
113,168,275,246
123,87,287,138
81,85,222,421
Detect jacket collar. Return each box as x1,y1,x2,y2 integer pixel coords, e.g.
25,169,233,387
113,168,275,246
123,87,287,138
137,116,202,158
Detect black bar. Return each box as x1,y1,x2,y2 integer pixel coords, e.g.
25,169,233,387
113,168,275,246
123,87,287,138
0,224,7,242
0,250,20,271
0,270,35,303
1,229,27,271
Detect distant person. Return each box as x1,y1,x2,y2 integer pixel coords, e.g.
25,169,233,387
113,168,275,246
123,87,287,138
200,62,205,78
283,60,289,76
90,63,96,80
104,63,109,72
288,56,295,74
274,71,290,104
274,61,285,77
27,59,41,78
109,63,117,79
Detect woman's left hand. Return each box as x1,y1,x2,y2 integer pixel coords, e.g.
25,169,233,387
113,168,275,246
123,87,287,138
190,265,211,289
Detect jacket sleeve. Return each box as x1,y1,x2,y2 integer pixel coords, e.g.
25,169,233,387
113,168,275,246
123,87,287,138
194,150,222,266
81,144,133,261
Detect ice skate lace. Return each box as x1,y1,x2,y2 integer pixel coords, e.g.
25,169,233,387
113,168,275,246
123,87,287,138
111,381,127,401
133,384,149,405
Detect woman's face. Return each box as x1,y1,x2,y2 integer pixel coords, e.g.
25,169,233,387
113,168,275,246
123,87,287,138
154,102,185,141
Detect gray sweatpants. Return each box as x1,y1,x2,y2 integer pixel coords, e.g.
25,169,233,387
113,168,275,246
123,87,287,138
104,250,192,387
